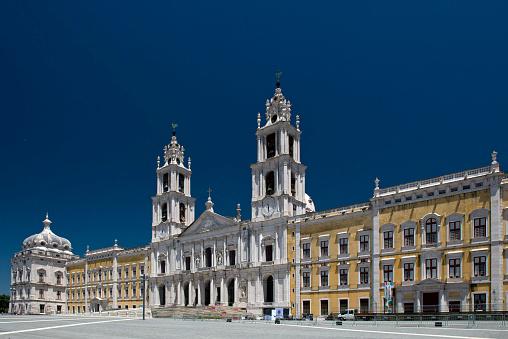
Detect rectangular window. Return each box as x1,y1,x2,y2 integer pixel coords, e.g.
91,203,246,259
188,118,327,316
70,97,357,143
383,231,393,249
118,268,122,279
185,257,191,271
339,268,348,286
132,286,136,297
449,221,461,241
266,133,276,159
140,265,145,276
229,250,236,266
339,299,348,313
161,203,168,222
320,300,329,316
474,293,487,312
404,228,415,247
360,267,369,284
360,298,369,313
473,217,487,238
39,289,44,299
425,258,438,279
302,300,310,315
449,258,461,278
302,272,310,288
339,238,348,255
57,291,61,300
320,270,328,287
265,245,273,262
383,265,393,283
473,256,486,277
360,235,369,252
320,240,329,257
403,262,414,281
132,266,137,278
302,242,310,259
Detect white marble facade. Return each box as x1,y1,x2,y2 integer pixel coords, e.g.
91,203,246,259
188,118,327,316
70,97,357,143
149,83,305,315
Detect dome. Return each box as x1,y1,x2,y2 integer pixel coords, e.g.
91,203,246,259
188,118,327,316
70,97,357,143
22,214,73,253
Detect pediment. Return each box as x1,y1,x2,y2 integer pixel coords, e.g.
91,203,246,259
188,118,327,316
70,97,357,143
416,278,443,286
181,211,236,236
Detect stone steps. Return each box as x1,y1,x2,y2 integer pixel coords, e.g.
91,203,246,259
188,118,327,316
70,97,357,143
152,305,251,319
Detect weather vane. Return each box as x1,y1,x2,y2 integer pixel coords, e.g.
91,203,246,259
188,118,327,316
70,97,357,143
275,71,282,88
171,122,178,136
207,187,212,199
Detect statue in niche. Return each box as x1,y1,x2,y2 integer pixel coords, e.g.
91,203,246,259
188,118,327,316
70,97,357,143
216,252,223,265
239,280,248,301
195,256,200,268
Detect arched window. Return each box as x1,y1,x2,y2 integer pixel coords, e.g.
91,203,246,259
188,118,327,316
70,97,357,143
161,203,168,222
179,203,186,223
425,218,438,244
159,256,166,274
266,133,276,158
264,275,274,303
265,171,275,196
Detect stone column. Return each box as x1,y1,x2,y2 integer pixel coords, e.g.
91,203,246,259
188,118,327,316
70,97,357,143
295,223,301,318
416,290,421,313
220,277,225,305
84,260,89,312
197,281,202,306
189,280,193,306
440,290,448,313
234,277,239,304
210,278,215,305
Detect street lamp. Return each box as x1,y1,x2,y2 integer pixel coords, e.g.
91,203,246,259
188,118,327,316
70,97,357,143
141,273,147,320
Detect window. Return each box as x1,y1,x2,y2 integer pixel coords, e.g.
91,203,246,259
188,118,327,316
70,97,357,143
124,267,129,279
473,217,487,238
178,173,185,193
425,258,438,279
302,300,311,315
39,289,44,299
266,133,276,158
320,300,329,316
289,135,294,158
360,299,369,313
339,238,348,255
118,268,122,279
185,256,191,271
162,173,169,192
320,240,329,257
205,248,213,267
125,287,129,299
57,291,61,300
339,268,348,286
265,171,275,196
161,203,168,222
302,272,310,288
38,272,44,283
449,221,461,241
56,274,62,285
474,293,487,312
404,228,415,247
449,301,461,313
383,265,393,283
403,262,414,281
140,265,145,276
383,231,393,249
473,256,487,277
425,218,438,244
132,266,137,278
360,235,369,252
229,250,236,266
132,286,136,297
160,260,166,274
320,270,328,287
265,244,273,262
449,258,461,278
404,303,414,314
360,267,369,284
302,242,310,259
291,173,296,196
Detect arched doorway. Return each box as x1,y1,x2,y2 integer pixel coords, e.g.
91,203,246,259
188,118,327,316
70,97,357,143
264,275,274,303
204,280,211,306
183,282,189,306
227,279,235,306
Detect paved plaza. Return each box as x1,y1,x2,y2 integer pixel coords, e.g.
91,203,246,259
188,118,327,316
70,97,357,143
0,315,508,339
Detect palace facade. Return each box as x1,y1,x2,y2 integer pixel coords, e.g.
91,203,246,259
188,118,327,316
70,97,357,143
10,80,508,316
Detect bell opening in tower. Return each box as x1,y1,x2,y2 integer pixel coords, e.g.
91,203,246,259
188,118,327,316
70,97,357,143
179,203,186,223
265,171,275,196
289,135,294,158
162,173,169,192
178,173,185,193
266,133,276,158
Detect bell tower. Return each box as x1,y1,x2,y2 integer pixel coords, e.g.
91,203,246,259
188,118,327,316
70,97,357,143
251,75,308,222
152,124,196,241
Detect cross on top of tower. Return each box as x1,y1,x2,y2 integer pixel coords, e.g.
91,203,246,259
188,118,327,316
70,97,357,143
207,187,213,199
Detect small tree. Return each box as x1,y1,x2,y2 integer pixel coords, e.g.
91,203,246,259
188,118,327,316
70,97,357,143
0,295,9,313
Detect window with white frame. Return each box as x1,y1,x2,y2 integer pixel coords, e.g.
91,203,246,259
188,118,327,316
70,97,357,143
449,221,461,241
302,242,311,260
302,271,310,288
339,237,348,255
359,266,369,284
473,256,487,277
425,218,438,244
471,209,489,239
383,265,393,282
404,228,415,247
383,231,393,249
320,269,329,287
425,258,438,279
449,258,461,278
403,262,414,281
339,268,348,286
320,239,329,257
359,234,369,252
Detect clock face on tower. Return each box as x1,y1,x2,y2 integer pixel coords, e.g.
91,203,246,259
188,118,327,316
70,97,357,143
262,197,276,217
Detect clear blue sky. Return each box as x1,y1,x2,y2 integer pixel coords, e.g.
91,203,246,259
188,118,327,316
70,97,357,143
0,1,507,294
